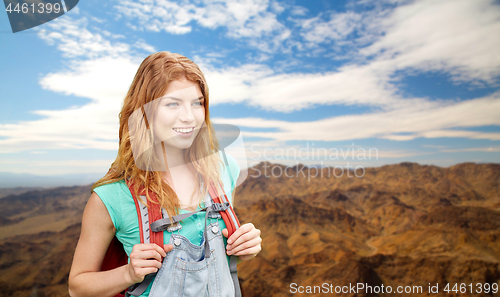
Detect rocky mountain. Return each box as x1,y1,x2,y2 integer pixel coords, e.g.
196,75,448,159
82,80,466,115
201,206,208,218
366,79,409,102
234,162,500,297
0,185,90,296
0,162,498,297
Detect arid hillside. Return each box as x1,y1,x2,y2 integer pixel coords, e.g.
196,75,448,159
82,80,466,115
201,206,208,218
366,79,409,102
0,162,499,297
235,162,500,297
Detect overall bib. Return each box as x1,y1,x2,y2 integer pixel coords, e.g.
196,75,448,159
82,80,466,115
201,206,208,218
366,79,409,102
126,194,241,297
149,219,235,297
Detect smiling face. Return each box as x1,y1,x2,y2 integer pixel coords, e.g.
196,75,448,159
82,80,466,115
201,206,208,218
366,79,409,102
152,77,206,154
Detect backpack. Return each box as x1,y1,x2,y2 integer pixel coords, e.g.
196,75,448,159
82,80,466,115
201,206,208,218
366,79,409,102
100,179,241,297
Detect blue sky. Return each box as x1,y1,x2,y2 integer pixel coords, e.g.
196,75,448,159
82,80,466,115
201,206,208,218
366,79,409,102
0,0,499,178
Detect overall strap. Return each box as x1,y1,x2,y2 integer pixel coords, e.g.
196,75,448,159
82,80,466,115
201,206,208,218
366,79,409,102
230,256,241,297
207,181,242,297
214,151,242,297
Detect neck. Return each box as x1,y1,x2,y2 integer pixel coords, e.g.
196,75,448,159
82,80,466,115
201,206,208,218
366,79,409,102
159,141,186,168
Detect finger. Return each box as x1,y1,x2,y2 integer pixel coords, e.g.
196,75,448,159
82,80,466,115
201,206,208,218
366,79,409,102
130,248,163,263
164,244,174,253
222,228,229,238
227,227,260,250
131,266,161,278
133,243,161,251
141,249,164,262
131,259,163,270
133,243,166,258
139,243,167,258
227,236,262,255
147,249,163,262
227,223,254,245
227,235,262,254
231,245,261,257
152,243,167,258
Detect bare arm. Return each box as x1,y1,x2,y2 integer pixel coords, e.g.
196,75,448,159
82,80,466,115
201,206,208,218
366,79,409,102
68,192,168,297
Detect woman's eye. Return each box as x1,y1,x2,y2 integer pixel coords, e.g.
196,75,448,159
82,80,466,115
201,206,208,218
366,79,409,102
194,101,203,107
166,102,178,107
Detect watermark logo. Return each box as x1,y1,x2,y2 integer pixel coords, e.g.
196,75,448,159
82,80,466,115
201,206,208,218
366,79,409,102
248,142,379,180
3,0,79,33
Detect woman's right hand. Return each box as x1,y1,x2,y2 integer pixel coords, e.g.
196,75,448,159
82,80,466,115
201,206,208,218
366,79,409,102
126,243,174,283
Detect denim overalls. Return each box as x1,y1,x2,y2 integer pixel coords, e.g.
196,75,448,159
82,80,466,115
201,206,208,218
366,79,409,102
149,221,234,296
126,195,240,297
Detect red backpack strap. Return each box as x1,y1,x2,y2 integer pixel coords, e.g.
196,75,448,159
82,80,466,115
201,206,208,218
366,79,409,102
208,181,240,237
126,180,164,248
122,180,164,297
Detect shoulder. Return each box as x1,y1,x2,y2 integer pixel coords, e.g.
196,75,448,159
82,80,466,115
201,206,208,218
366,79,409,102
93,179,130,203
93,179,128,194
92,179,129,229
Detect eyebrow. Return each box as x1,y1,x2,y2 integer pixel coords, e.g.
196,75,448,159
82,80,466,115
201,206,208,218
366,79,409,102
163,96,204,102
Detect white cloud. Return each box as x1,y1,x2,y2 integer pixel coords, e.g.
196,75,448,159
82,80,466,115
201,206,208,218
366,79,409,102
36,14,156,59
114,0,290,51
359,0,500,84
271,1,285,14
440,146,500,153
0,56,144,153
299,11,362,46
5,25,500,156
0,15,151,154
294,0,500,87
40,57,140,104
202,60,405,112
290,6,308,16
212,91,500,142
133,40,157,53
202,63,273,105
421,144,447,149
37,17,130,59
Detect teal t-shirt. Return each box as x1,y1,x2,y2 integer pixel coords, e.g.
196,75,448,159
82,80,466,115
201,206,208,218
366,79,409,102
93,153,240,296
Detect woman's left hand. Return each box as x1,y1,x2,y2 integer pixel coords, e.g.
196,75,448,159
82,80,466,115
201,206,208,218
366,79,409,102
222,223,262,261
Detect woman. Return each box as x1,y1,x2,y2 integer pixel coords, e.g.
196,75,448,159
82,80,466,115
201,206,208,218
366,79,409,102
68,52,262,297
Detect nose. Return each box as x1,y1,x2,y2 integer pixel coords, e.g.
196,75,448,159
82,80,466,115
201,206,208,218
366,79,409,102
179,102,195,123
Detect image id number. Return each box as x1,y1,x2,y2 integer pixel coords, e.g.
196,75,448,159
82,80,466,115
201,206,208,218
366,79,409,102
6,2,61,14
444,283,498,294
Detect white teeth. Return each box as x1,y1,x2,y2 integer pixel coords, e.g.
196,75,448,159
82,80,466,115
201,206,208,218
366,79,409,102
173,127,194,133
